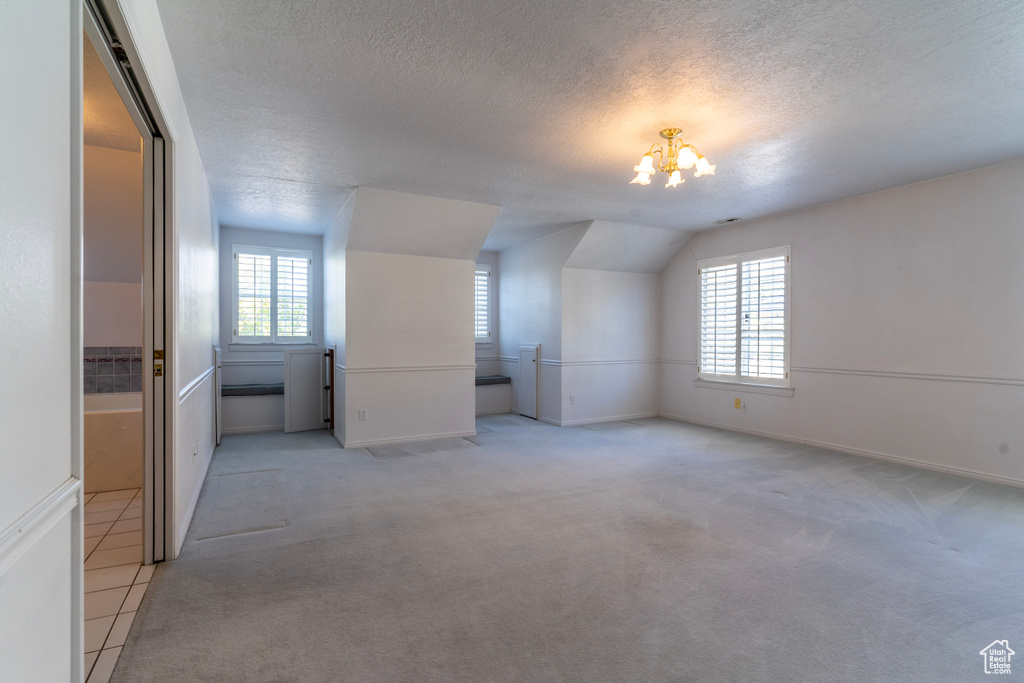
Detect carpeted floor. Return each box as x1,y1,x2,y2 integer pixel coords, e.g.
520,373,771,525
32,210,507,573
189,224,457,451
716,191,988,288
112,416,1024,682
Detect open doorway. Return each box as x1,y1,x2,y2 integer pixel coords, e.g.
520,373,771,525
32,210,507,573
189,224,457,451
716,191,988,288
81,2,171,675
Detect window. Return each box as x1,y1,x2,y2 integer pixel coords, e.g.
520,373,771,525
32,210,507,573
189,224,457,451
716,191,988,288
698,246,789,386
475,264,491,343
233,245,312,344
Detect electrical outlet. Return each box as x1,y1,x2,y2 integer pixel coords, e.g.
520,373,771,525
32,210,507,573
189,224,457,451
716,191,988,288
358,409,367,421
742,400,748,411
734,398,741,409
569,393,575,405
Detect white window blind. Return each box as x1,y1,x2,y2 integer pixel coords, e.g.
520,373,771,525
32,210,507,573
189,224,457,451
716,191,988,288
237,252,272,339
700,264,738,376
740,256,786,379
277,255,309,338
698,246,789,386
233,245,313,344
475,265,490,342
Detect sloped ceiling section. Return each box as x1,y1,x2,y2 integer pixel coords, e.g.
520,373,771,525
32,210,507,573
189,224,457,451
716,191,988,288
346,187,500,260
83,33,140,152
564,221,693,274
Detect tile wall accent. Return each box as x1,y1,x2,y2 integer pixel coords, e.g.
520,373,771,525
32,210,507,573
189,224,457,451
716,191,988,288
84,347,143,394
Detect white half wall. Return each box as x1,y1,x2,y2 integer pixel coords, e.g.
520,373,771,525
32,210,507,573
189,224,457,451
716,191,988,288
661,158,1024,485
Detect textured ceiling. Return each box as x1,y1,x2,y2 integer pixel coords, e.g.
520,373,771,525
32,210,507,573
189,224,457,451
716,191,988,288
84,33,141,152
154,0,1024,249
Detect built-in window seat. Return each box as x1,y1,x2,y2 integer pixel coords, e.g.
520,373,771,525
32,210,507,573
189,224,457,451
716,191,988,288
221,383,284,397
475,375,511,415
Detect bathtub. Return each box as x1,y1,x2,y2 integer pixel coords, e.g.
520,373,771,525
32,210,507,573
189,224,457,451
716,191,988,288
84,393,144,494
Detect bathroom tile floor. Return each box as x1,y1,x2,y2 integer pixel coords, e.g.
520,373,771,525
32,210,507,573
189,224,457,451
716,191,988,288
83,488,153,683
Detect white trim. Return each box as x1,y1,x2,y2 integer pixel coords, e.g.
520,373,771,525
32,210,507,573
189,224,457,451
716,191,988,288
343,430,477,449
337,364,476,374
221,425,285,435
693,379,795,397
498,356,519,363
475,409,513,416
658,413,1024,490
538,417,562,427
560,359,659,367
178,365,215,403
661,359,698,365
791,365,1024,387
0,478,81,578
539,359,561,366
560,413,659,427
221,359,286,367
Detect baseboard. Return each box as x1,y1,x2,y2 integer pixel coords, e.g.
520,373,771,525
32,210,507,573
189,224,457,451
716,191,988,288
176,444,214,558
560,412,659,427
538,416,561,426
343,430,478,449
658,412,1024,490
475,409,512,416
220,425,284,435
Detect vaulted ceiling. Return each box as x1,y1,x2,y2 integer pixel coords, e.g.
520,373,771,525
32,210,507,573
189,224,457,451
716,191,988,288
154,0,1024,250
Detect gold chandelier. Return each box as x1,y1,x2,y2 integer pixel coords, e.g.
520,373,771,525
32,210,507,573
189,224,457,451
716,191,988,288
630,128,715,188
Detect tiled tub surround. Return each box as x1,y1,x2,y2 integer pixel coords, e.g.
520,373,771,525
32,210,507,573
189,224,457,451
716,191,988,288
84,346,144,394
85,392,143,493
84,488,154,683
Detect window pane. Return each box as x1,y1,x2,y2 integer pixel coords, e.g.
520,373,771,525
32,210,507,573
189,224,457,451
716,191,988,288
237,253,271,337
474,269,489,339
741,256,786,378
700,264,737,376
277,256,309,337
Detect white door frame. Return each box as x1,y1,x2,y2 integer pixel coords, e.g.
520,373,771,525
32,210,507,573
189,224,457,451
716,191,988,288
84,0,176,564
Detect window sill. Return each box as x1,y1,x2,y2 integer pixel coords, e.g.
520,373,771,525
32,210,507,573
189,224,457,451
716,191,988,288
693,379,794,397
229,343,318,352
475,341,494,349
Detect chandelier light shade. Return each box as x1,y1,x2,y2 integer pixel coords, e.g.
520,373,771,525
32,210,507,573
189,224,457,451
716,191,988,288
631,128,715,187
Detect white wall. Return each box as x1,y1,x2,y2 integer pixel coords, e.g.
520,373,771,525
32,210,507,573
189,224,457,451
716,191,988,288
0,0,81,680
661,158,1024,485
323,195,353,444
83,145,142,283
498,224,588,424
84,281,143,347
118,0,220,555
561,268,660,425
342,251,476,446
216,226,324,434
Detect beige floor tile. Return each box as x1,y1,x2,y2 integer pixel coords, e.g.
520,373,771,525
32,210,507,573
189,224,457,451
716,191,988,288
85,536,102,558
85,522,114,539
104,611,137,648
87,647,122,683
134,563,156,583
85,564,140,593
96,531,142,551
85,545,143,571
84,510,122,524
84,651,99,679
84,587,130,620
117,507,142,521
90,489,138,502
109,517,142,534
85,499,131,514
121,582,149,613
84,616,115,653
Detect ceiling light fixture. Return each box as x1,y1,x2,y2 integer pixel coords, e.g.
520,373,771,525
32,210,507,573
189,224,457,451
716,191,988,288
630,128,715,188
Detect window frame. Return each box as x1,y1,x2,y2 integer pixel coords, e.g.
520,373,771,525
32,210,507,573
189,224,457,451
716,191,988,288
697,245,791,388
474,263,492,345
232,244,314,345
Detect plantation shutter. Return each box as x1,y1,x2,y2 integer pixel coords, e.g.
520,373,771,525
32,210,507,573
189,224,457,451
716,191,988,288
740,256,786,378
277,255,310,338
474,267,490,340
700,264,738,376
237,252,272,338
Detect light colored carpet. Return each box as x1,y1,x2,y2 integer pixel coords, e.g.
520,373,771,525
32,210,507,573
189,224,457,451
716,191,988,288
112,417,1024,681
